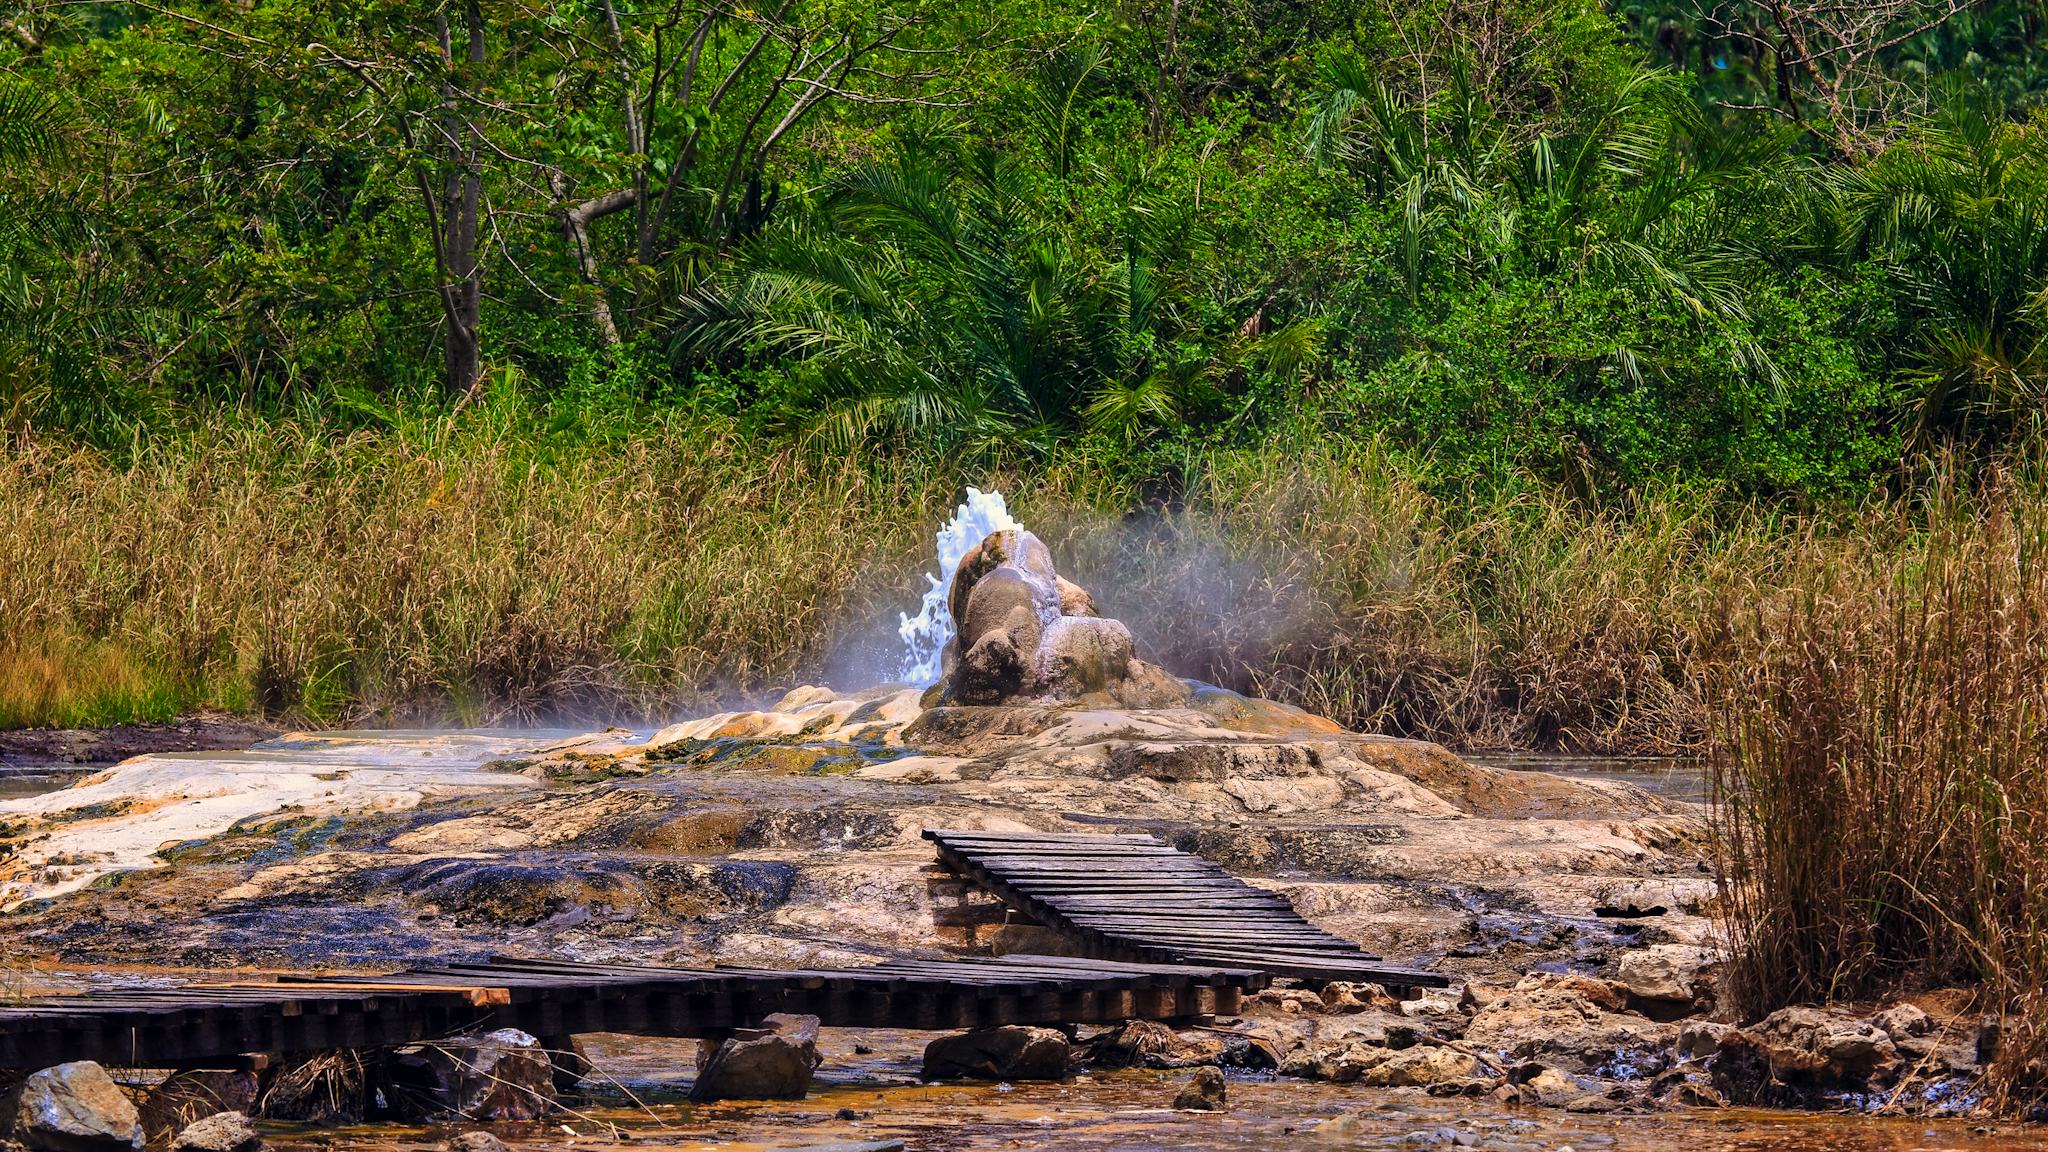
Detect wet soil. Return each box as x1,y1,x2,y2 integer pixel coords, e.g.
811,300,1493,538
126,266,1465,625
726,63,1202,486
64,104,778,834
0,713,282,767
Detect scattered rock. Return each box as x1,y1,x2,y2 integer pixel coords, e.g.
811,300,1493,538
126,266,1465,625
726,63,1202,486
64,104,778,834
168,1112,262,1152
442,1134,510,1152
1319,983,1375,1014
12,1062,143,1152
692,1014,822,1102
386,1029,559,1120
922,1026,1070,1082
1172,1066,1227,1111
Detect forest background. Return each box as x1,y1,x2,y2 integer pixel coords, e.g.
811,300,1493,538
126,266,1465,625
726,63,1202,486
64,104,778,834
2,0,2045,740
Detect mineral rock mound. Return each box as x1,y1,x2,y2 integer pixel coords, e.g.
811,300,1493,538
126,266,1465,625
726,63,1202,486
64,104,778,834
940,528,1186,708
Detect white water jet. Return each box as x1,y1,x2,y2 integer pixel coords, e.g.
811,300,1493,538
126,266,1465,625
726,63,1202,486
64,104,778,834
898,487,1021,685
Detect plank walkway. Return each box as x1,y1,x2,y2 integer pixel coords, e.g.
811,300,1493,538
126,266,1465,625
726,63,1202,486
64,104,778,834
925,829,1449,989
0,955,1264,1070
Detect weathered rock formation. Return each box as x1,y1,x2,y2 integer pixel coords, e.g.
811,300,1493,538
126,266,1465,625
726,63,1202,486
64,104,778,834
383,1030,556,1121
167,1112,263,1152
938,528,1186,708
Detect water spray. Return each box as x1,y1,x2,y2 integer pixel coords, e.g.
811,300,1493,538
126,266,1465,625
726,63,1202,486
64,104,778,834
897,487,1019,685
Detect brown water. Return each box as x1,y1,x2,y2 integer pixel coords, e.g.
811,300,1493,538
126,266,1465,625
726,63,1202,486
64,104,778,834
264,1032,2044,1152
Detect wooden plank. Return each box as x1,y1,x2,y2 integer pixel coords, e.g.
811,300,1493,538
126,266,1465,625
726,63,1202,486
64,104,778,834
928,827,1448,991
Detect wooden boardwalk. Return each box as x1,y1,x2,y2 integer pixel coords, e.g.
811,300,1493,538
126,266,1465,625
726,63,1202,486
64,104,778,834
0,955,1263,1070
925,829,1449,989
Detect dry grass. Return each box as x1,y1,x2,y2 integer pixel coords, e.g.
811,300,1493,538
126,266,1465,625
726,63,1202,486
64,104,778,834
0,420,1858,752
1711,459,2048,1117
1041,438,1798,753
0,418,952,727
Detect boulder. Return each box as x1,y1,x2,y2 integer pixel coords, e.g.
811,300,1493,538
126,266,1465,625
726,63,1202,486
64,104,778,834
140,1071,259,1142
1084,1020,1248,1070
691,1014,821,1102
1711,1006,1901,1104
386,1029,558,1120
443,1134,510,1152
1872,1003,1932,1041
1611,945,1713,1018
1462,973,1676,1077
12,1062,143,1152
1085,1020,1177,1070
1676,1021,1730,1061
168,1112,262,1152
941,528,1188,709
922,1026,1070,1082
1171,1066,1226,1111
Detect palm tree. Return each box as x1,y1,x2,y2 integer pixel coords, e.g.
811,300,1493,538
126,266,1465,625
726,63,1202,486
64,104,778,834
685,112,1223,453
1841,89,2048,445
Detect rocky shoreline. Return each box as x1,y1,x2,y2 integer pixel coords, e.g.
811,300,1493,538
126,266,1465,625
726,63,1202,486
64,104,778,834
0,682,2001,1133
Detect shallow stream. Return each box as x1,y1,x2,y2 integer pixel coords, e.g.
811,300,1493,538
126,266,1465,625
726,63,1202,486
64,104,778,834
267,1031,2044,1152
1470,755,1709,805
0,767,88,799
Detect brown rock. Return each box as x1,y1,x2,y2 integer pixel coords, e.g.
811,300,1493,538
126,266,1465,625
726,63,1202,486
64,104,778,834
1356,1047,1483,1088
691,1014,821,1101
1712,1006,1902,1103
1086,1020,1177,1070
1612,945,1713,1018
141,1071,259,1142
922,1026,1070,1082
386,1029,559,1120
12,1062,143,1152
168,1112,262,1152
1171,1066,1226,1111
1463,973,1675,1076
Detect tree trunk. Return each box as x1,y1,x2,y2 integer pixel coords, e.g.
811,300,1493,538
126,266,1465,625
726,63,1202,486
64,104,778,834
553,176,632,347
438,1,486,399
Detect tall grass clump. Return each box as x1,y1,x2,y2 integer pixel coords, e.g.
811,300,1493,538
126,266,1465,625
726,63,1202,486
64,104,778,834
1712,459,2048,1117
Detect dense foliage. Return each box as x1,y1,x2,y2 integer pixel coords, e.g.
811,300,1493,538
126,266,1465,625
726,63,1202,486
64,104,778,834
3,0,2044,495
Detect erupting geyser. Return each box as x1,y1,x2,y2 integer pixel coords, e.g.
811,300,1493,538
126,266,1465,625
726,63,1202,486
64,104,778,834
899,487,1187,708
898,487,1019,685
